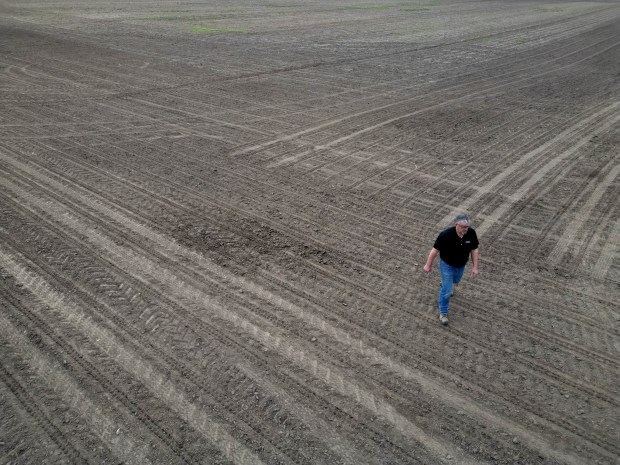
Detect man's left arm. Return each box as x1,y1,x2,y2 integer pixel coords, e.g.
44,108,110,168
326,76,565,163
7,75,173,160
471,248,479,278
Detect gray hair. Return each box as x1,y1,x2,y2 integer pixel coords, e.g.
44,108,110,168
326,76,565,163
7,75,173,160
454,214,471,225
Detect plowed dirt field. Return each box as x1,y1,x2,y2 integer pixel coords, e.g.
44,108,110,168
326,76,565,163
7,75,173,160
1,1,618,464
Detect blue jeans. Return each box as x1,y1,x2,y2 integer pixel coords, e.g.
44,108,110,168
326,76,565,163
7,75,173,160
438,260,465,315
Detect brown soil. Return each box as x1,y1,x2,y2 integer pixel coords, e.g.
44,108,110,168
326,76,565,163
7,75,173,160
1,1,618,464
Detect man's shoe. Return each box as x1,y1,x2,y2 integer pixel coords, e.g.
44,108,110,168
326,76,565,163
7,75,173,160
439,315,449,326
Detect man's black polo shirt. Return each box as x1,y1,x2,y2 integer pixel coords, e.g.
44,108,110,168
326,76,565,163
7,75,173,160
433,226,479,268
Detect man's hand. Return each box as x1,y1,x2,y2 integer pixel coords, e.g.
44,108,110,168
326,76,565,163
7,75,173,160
423,263,432,273
471,267,479,278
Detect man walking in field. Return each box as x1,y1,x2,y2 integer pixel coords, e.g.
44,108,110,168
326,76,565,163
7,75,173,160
423,214,479,326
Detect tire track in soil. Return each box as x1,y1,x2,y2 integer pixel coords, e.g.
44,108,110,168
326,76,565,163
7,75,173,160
441,101,620,233
232,260,620,465
0,364,87,465
590,212,620,281
0,304,152,465
3,138,616,460
519,147,618,266
0,379,64,464
0,195,386,465
122,96,274,138
287,12,615,107
199,13,603,137
68,35,620,308
0,159,616,460
0,275,203,465
0,197,357,465
574,191,620,280
295,103,520,186
7,1,604,104
0,380,70,464
2,7,616,464
391,96,611,213
477,131,618,260
99,108,619,317
0,248,269,465
254,51,618,200
10,25,612,274
4,221,422,463
260,255,620,408
476,9,614,54
3,135,616,402
228,34,619,163
362,108,532,198
0,176,479,465
0,206,544,464
0,93,580,254
154,99,616,300
2,137,616,374
474,109,619,239
0,172,432,462
0,169,512,464
6,25,600,214
10,88,620,316
69,126,620,329
337,100,534,192
522,154,619,267
6,4,620,424
0,54,151,94
432,109,617,230
548,163,620,266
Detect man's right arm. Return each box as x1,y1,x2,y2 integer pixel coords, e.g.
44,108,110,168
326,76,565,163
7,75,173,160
423,248,439,272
